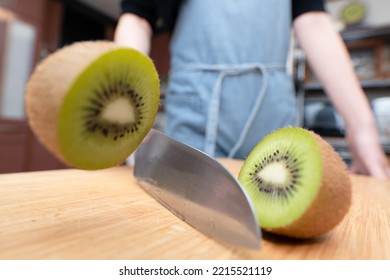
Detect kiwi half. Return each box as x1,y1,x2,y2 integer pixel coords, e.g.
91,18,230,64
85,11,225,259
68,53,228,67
238,127,352,238
25,41,160,170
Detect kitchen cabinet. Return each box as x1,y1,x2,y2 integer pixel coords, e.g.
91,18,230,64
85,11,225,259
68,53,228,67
0,120,28,173
0,0,66,173
0,119,67,174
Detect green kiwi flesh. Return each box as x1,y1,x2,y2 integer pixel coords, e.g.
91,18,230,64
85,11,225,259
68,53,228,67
59,48,159,169
26,42,160,170
239,127,323,229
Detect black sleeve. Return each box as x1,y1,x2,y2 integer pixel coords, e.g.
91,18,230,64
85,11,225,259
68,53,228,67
292,0,326,21
120,0,181,34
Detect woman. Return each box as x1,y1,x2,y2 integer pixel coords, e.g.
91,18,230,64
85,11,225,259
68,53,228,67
115,0,390,179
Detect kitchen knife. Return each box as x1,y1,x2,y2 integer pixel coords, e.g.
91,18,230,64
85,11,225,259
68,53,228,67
133,129,261,248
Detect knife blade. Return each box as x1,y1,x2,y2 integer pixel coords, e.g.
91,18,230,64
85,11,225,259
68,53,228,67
133,129,261,248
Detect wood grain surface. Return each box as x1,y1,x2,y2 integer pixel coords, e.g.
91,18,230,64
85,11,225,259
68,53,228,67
0,159,389,260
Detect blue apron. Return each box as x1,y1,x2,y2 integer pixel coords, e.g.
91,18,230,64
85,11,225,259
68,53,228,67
164,0,298,159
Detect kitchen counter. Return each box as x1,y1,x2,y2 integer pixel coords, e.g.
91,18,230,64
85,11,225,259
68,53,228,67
0,159,389,260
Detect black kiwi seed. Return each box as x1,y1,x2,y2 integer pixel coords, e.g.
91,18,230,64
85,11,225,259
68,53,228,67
82,79,145,140
249,149,302,198
90,98,103,108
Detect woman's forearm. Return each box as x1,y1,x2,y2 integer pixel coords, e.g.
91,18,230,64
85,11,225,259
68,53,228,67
293,12,376,132
114,13,153,55
293,12,390,178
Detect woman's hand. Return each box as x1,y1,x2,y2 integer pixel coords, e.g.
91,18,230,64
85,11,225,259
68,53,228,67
346,126,390,179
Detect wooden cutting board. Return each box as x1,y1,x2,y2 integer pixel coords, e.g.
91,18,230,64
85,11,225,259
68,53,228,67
0,159,389,259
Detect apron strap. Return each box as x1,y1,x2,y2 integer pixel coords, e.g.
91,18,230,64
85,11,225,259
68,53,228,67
174,63,284,157
227,64,268,158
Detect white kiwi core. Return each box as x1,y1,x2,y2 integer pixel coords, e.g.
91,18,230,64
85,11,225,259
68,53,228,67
101,98,135,124
257,162,288,185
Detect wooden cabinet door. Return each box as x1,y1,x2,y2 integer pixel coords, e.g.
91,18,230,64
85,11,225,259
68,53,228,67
0,121,27,173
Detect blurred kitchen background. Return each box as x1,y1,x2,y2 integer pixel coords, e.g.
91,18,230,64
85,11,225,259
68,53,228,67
1,0,390,173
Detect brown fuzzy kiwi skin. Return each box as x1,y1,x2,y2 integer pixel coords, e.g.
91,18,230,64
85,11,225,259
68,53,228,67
25,41,156,167
25,41,122,166
264,130,352,239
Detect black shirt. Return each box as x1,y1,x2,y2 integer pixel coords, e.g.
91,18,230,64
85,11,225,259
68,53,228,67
120,0,326,33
